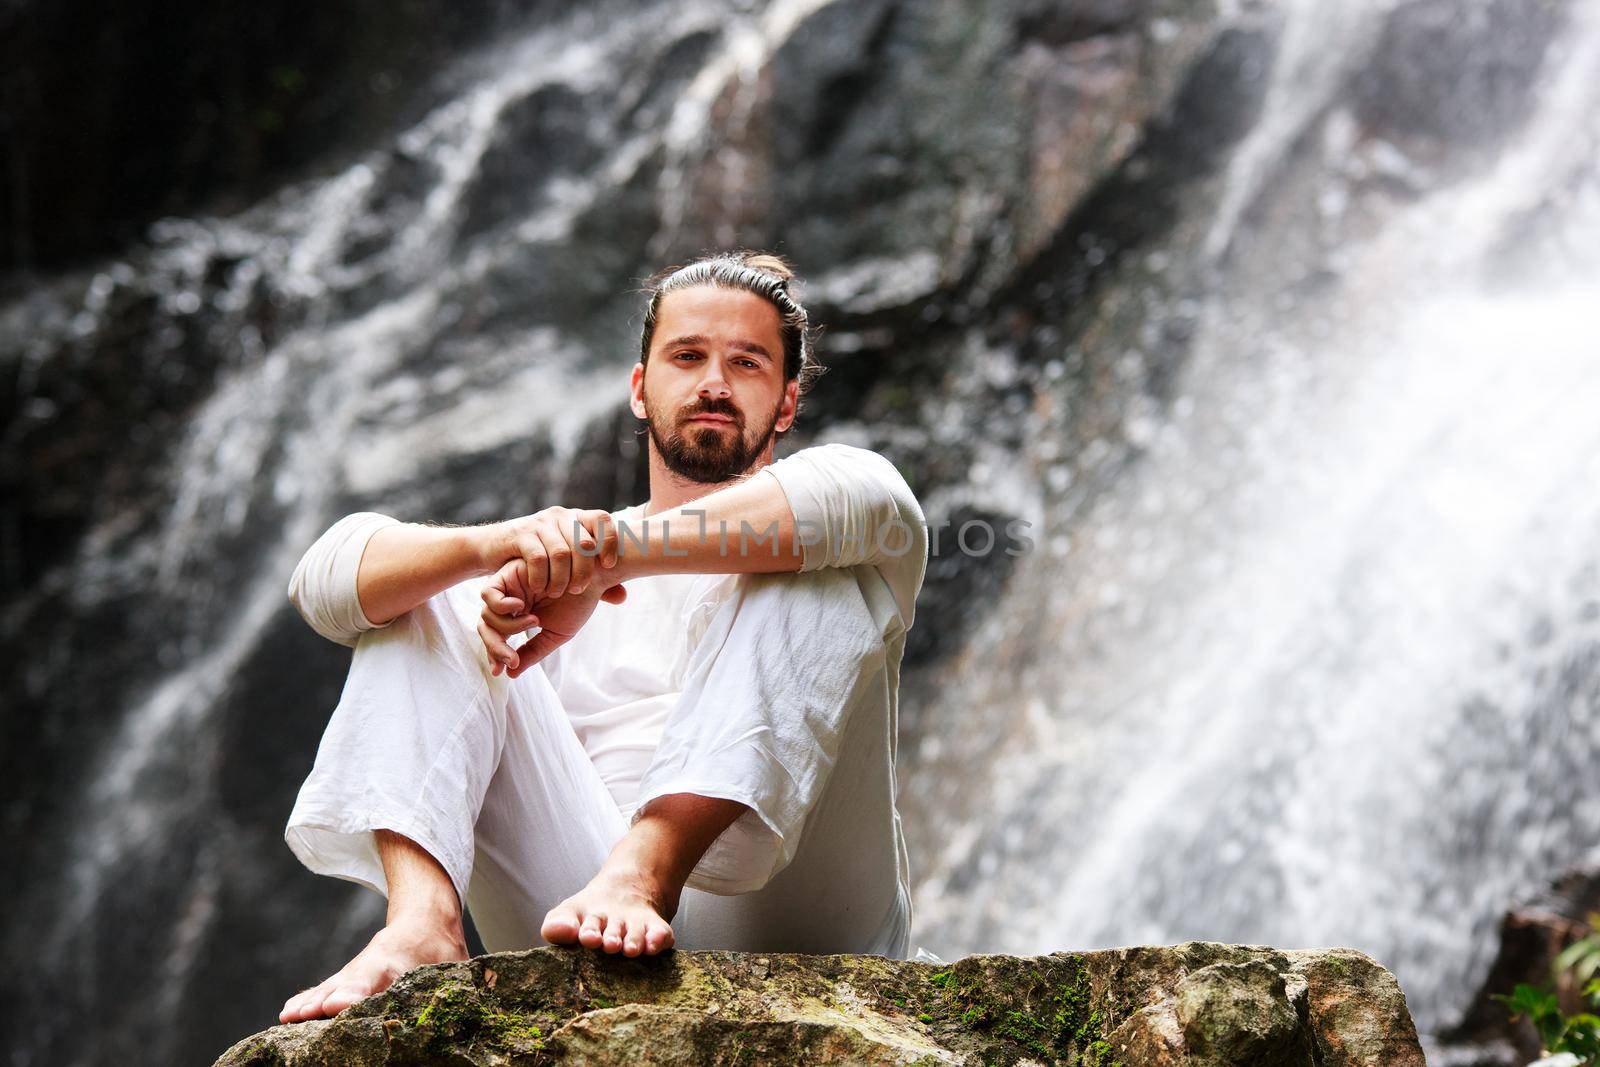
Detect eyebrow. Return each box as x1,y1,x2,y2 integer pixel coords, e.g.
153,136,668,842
661,334,774,361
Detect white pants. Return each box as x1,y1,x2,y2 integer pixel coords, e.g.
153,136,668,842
284,567,912,958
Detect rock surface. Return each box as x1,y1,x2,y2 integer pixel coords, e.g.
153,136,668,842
214,942,1423,1066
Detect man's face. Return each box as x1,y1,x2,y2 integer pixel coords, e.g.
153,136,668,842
631,285,799,483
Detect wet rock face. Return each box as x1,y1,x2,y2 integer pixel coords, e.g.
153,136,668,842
1350,0,1567,173
0,0,536,273
213,942,1424,1066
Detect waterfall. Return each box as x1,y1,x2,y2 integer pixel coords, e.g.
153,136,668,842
903,0,1600,1038
2,0,1592,1061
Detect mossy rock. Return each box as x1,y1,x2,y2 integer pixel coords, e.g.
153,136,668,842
213,942,1424,1065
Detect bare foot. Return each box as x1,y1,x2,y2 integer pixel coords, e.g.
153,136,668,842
279,917,468,1023
541,869,677,957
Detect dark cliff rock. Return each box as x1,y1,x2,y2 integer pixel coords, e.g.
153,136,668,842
214,942,1424,1066
0,0,541,274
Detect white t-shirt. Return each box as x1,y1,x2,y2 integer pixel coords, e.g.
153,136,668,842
534,505,736,819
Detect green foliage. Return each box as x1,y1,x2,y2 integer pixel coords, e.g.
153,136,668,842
1558,928,1600,988
1497,913,1600,1065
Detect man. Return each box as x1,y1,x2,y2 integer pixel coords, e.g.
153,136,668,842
277,251,927,1023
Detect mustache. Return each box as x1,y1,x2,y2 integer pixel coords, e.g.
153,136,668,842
681,400,742,422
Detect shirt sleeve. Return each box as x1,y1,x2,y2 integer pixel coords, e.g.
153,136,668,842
757,442,928,629
286,512,406,648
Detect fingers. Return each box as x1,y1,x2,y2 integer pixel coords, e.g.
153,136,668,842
501,507,621,596
499,533,548,603
506,629,559,678
481,606,541,638
557,517,595,596
486,557,531,604
578,509,620,570
533,526,570,599
480,581,524,617
479,561,537,675
478,617,522,675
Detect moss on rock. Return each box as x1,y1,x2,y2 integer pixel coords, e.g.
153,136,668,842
213,942,1424,1065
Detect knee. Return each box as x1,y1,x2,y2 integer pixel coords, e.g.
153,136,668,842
738,569,882,645
352,583,501,685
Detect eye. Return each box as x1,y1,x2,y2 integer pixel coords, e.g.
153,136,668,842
674,351,701,360
737,358,761,369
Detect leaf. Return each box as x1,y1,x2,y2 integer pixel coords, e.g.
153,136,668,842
1497,983,1558,1019
1557,936,1600,976
1555,1019,1600,1059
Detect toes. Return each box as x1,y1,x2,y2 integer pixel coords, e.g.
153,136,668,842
320,982,372,1017
281,982,331,1024
602,917,626,954
644,921,675,954
577,912,606,949
540,905,582,945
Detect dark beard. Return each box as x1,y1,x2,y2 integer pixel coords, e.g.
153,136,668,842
647,400,781,484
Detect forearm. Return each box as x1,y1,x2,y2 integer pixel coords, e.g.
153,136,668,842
356,522,502,626
606,470,804,584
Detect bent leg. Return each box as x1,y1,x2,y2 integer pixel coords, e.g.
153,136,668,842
460,660,634,951
284,581,515,908
280,829,467,1023
632,567,914,955
281,580,654,1022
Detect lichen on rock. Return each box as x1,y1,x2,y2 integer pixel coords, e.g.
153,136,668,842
214,941,1424,1065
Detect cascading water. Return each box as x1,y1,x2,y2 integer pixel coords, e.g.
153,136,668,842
902,0,1600,1042
1,0,1593,1063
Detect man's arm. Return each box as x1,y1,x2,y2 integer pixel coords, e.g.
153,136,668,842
603,443,927,624
603,467,806,585
479,444,928,671
288,507,621,646
287,515,503,645
350,522,500,627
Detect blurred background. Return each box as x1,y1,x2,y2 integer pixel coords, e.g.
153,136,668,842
3,0,1598,1063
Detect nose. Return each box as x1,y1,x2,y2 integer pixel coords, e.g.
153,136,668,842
695,356,733,400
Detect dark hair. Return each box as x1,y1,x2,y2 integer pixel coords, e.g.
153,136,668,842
638,249,826,416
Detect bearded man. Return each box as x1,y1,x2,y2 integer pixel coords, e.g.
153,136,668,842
277,250,927,1024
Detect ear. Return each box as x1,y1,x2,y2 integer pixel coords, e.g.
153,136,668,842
775,378,799,434
629,362,647,419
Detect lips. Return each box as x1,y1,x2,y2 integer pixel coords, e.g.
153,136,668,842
686,413,736,424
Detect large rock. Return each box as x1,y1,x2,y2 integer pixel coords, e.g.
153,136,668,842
214,942,1423,1065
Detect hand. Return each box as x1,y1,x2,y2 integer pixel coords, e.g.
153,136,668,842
487,507,621,601
477,557,628,677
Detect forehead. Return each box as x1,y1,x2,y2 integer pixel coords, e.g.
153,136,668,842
651,285,783,355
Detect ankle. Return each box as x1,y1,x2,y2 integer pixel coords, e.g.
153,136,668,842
386,897,464,939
